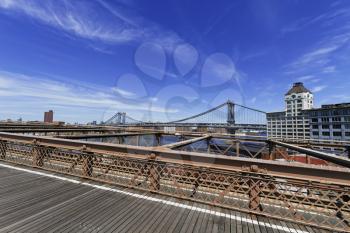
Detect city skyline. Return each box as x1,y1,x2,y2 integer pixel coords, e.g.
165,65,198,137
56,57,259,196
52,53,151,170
1,0,350,123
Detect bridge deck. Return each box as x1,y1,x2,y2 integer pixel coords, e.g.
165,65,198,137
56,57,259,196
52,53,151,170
0,163,336,233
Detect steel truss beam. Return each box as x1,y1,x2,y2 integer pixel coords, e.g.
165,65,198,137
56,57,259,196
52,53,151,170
160,135,211,149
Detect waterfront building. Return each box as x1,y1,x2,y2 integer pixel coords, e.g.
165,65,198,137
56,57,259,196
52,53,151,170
284,82,313,116
267,82,312,139
267,82,350,141
305,103,350,141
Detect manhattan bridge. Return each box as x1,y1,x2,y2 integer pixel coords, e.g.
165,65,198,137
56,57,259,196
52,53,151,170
103,100,267,131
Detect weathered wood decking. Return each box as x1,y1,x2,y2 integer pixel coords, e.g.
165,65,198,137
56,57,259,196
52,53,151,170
0,163,337,233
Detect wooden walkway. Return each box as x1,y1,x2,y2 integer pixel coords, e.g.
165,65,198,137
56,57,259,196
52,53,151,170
0,162,336,233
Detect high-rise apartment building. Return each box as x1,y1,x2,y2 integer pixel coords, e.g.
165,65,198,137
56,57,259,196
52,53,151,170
44,110,54,123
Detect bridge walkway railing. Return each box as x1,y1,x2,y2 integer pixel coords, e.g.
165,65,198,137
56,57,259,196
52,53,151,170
0,132,349,232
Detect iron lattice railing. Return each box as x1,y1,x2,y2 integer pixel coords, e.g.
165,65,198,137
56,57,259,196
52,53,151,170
0,138,349,232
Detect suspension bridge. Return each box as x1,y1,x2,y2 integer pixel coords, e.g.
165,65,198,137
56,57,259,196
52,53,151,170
103,100,267,130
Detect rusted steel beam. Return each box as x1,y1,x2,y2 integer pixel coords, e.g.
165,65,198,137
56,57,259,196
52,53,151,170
0,139,7,159
160,135,212,149
0,132,349,184
0,128,120,133
269,140,350,168
57,132,155,139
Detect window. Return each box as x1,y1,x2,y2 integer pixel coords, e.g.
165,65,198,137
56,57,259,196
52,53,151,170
332,117,341,122
309,111,317,117
344,116,350,122
333,132,342,137
312,125,318,129
345,132,350,137
311,118,318,123
322,132,330,136
312,132,319,136
333,110,341,116
322,125,329,129
321,117,329,122
333,124,342,129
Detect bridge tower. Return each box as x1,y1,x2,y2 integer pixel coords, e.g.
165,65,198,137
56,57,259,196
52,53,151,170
117,113,121,124
121,112,126,124
227,100,235,125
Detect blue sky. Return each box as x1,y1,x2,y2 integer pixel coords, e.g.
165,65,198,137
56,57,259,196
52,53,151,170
0,0,350,123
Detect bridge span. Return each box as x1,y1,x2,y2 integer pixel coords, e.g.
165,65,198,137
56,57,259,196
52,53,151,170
103,101,267,132
0,123,350,232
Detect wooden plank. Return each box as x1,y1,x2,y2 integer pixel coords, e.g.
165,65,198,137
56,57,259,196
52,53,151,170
245,213,257,233
145,197,177,233
51,191,124,232
117,194,164,233
215,206,225,233
250,214,261,233
223,208,231,233
266,217,282,233
152,198,182,233
191,203,207,233
179,202,199,233
134,196,174,233
6,189,99,233
235,209,243,233
166,200,192,233
239,212,250,233
172,202,194,232
102,192,152,232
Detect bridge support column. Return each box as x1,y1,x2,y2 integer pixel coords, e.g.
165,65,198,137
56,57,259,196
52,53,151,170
157,134,161,146
118,136,124,144
148,153,160,192
0,139,7,159
235,141,240,157
32,140,45,167
207,138,211,153
247,165,263,211
136,135,140,146
268,141,276,160
81,146,94,177
346,146,350,159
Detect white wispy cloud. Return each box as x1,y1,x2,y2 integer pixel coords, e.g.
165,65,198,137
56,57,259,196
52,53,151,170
0,71,178,122
284,7,350,74
296,75,314,81
312,85,327,93
281,8,350,35
111,87,136,97
322,65,336,73
0,0,181,48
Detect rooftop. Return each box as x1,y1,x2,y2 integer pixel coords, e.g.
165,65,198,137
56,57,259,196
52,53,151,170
285,82,312,95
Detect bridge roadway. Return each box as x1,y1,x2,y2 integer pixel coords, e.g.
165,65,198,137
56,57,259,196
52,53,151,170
0,162,335,233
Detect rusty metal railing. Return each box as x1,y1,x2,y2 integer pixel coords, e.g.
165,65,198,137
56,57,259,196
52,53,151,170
0,134,349,232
